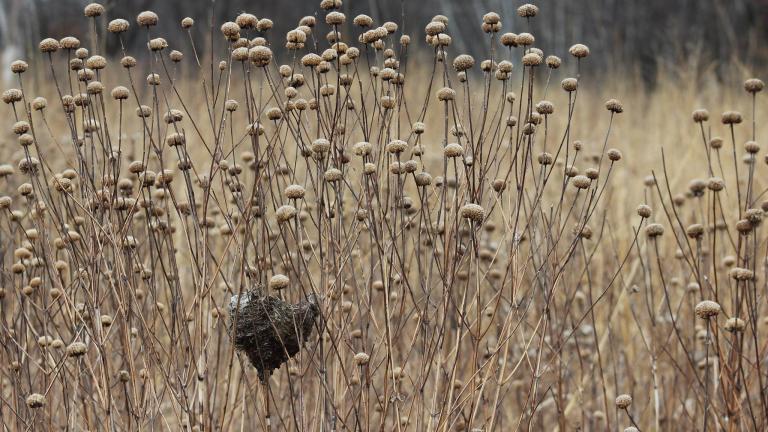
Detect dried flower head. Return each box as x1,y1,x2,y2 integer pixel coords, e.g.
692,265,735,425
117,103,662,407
721,111,742,125
605,99,623,113
569,44,589,58
745,78,764,94
108,19,129,33
269,274,290,290
695,300,720,319
84,3,104,17
615,394,632,409
460,203,485,222
645,223,664,237
26,394,45,409
137,11,158,27
517,4,539,18
453,54,475,72
39,38,60,53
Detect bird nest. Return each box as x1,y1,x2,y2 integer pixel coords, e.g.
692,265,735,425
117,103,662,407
229,289,319,382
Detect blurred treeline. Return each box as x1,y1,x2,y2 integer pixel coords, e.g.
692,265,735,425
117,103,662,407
1,0,766,82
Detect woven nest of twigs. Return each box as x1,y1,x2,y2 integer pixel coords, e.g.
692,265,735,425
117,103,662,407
229,290,320,382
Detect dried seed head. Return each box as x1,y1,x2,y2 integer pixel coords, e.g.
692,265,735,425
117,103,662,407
695,300,720,319
607,149,622,161
386,140,407,154
181,17,194,28
546,55,561,69
453,54,475,72
561,78,578,92
637,204,652,218
31,97,47,111
444,143,464,158
326,11,346,26
137,11,159,27
66,341,88,357
460,203,485,222
535,100,554,115
745,78,764,94
516,32,534,46
692,109,709,123
26,394,45,409
84,3,104,17
729,267,754,281
569,44,589,58
605,99,623,113
257,18,273,31
745,141,760,154
415,172,432,187
108,19,129,33
39,38,60,53
522,53,542,66
615,394,632,409
572,175,591,189
324,168,343,182
354,352,370,365
482,12,501,25
148,38,168,51
121,56,137,68
320,0,342,10
236,13,258,29
60,37,80,50
249,46,273,66
10,60,27,74
645,223,664,237
707,177,725,191
684,223,703,239
12,121,29,135
517,4,539,17
269,274,290,290
500,32,518,47
221,22,241,40
425,21,446,36
437,87,456,101
354,14,373,27
721,111,742,125
724,317,746,332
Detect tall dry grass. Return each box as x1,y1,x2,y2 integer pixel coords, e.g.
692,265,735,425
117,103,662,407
0,2,766,431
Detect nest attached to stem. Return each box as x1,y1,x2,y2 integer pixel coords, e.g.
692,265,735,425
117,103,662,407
229,290,319,382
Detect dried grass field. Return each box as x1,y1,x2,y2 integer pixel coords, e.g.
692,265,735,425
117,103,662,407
0,1,766,431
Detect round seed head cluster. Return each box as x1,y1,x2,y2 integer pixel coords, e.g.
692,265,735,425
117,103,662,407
695,300,720,319
605,99,623,113
453,54,475,72
108,19,129,33
460,204,485,222
354,352,370,365
615,394,632,409
646,223,664,237
569,44,589,58
572,175,591,189
137,11,159,27
269,274,290,290
66,341,88,357
517,4,539,17
26,394,45,409
721,111,742,124
84,3,104,17
745,78,764,94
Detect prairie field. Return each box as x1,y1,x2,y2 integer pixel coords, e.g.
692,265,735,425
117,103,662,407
0,2,767,431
